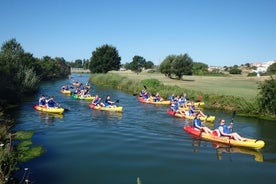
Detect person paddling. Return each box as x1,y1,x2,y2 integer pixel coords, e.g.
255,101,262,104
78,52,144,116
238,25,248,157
39,95,47,107
46,96,58,108
104,95,117,107
218,119,246,141
193,113,213,134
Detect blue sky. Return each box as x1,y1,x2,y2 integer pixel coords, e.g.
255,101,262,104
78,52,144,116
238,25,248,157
1,0,275,66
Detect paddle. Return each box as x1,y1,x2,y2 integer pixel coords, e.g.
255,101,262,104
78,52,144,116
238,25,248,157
115,99,119,103
56,102,70,111
230,111,236,132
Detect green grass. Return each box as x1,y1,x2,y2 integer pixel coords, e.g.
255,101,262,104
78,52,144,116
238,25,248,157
109,70,267,99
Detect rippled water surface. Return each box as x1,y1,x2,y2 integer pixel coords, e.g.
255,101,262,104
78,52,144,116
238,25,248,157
14,74,276,184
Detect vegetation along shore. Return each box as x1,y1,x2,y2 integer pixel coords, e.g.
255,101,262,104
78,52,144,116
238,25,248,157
89,70,276,120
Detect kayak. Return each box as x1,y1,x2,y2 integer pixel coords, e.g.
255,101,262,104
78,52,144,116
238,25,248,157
167,109,215,122
186,101,205,107
72,94,95,100
137,96,171,105
72,82,80,87
183,125,265,149
89,104,123,112
60,89,71,95
33,104,64,114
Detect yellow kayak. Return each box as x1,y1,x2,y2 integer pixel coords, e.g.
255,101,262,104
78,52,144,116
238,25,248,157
89,104,123,112
184,126,265,149
167,109,215,122
186,101,205,107
60,89,71,95
72,94,95,100
138,96,171,105
33,105,64,114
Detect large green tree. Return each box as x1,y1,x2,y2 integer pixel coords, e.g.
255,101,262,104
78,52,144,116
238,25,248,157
159,54,193,79
129,55,146,74
159,55,176,78
173,54,193,79
0,39,40,103
89,44,121,73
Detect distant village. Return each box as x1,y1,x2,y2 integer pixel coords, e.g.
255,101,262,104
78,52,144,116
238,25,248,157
208,60,276,74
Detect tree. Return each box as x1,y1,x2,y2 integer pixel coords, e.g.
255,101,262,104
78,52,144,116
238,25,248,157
267,62,276,74
193,62,208,75
159,55,176,78
144,61,154,69
129,55,146,74
172,54,193,79
0,39,40,103
89,44,121,73
258,76,276,115
229,66,242,74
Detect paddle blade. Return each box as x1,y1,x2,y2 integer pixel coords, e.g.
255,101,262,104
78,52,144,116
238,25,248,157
115,99,119,103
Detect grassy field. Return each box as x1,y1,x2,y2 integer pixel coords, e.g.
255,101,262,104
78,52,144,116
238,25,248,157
110,70,270,99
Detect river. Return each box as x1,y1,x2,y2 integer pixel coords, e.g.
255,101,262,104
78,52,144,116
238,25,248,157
14,73,276,184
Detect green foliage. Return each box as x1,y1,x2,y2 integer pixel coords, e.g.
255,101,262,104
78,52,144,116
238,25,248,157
192,62,208,75
0,39,70,104
159,54,193,79
159,55,175,77
267,62,276,74
229,66,242,74
90,73,261,115
257,76,276,115
66,59,89,69
129,55,146,74
144,61,154,69
89,44,121,73
13,131,34,140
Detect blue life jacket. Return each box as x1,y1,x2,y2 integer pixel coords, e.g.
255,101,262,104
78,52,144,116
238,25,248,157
193,118,202,128
47,100,55,107
39,98,46,106
219,124,230,134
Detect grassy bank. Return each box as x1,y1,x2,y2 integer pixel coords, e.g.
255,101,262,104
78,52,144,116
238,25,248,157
89,72,265,118
109,70,268,99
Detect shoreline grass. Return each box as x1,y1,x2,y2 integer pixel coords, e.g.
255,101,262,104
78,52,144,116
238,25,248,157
89,71,276,120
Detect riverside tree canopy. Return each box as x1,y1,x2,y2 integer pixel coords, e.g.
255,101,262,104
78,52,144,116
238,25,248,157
89,44,121,73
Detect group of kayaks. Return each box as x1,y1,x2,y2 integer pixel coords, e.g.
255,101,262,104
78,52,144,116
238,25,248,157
35,85,265,150
137,95,265,150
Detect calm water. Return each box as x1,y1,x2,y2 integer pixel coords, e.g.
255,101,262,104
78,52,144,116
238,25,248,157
14,74,276,184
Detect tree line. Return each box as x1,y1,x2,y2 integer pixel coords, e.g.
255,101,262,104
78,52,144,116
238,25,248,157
0,39,70,105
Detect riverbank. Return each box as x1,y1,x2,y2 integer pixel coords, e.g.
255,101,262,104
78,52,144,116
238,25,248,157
89,72,275,120
0,105,45,183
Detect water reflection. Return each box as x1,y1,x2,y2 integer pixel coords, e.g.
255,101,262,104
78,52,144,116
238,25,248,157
191,138,264,162
37,111,64,125
212,142,264,162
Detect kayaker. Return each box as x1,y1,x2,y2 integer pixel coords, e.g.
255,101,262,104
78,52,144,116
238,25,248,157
193,113,213,134
47,96,58,108
171,99,186,115
218,119,246,141
179,94,187,108
188,101,206,117
139,86,149,100
153,93,163,102
92,95,104,106
61,84,69,90
38,95,47,107
104,95,117,107
168,93,175,102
